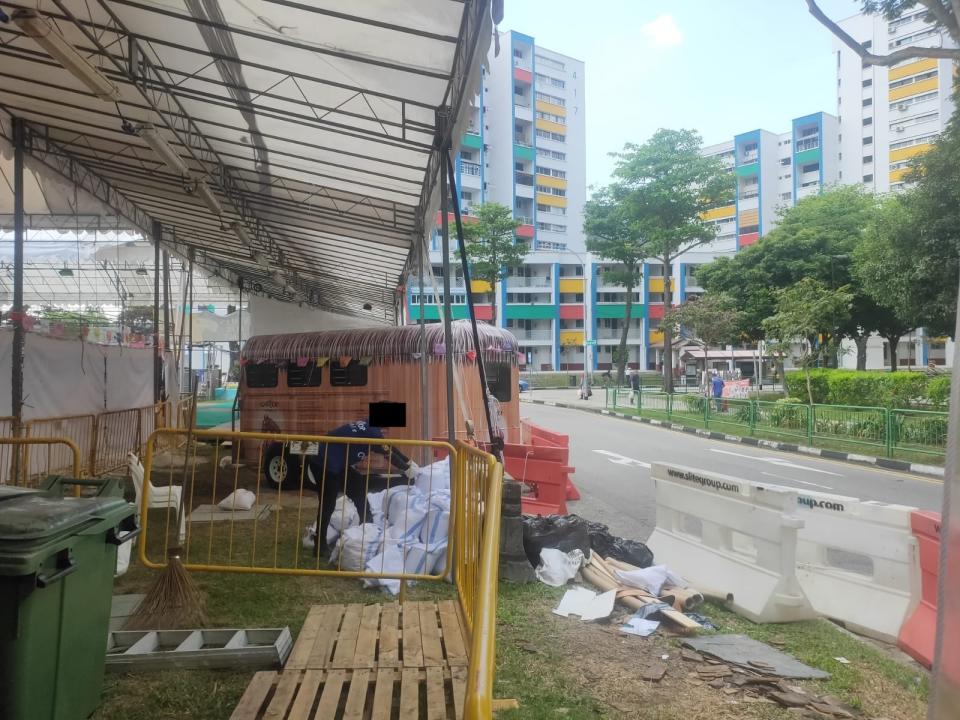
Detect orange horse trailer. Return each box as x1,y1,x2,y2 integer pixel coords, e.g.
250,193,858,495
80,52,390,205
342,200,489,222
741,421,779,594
238,320,520,478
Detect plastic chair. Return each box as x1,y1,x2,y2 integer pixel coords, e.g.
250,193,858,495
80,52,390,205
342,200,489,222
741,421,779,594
127,452,185,542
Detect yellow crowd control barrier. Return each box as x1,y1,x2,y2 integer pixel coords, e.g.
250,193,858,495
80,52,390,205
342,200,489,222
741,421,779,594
0,436,82,488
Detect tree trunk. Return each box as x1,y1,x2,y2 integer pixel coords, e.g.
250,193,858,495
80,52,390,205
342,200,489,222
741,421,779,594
805,368,814,406
854,335,868,371
662,259,674,393
883,334,899,372
616,283,634,385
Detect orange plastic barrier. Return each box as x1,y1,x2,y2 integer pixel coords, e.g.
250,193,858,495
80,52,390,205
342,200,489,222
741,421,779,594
898,510,940,668
522,420,580,501
502,442,572,516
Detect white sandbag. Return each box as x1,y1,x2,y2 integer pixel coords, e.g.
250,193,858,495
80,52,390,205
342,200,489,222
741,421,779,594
330,523,383,571
115,540,131,577
405,540,448,576
327,494,360,544
364,543,405,596
218,488,256,511
614,565,686,596
419,491,451,545
536,548,584,587
383,486,430,539
414,456,451,493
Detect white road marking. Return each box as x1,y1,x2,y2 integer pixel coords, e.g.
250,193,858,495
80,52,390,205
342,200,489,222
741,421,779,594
761,471,833,490
709,448,843,477
593,449,651,468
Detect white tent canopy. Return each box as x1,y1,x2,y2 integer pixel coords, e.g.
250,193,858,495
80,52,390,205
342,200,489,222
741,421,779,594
0,0,493,321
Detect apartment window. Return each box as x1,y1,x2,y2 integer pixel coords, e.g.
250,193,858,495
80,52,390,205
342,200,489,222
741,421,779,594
537,147,567,161
887,11,924,33
537,203,566,215
535,129,566,142
739,225,759,235
780,157,791,166
863,155,873,163
648,264,664,277
535,73,565,88
535,91,565,107
862,97,873,107
514,161,525,172
863,117,873,126
513,48,522,59
536,165,567,179
863,136,873,145
780,192,792,200
536,54,565,71
461,190,474,202
891,27,940,47
536,185,566,196
889,70,938,90
536,110,566,125
890,132,938,150
862,78,872,87
513,84,524,96
536,221,567,233
889,91,938,112
863,173,874,182
890,111,940,132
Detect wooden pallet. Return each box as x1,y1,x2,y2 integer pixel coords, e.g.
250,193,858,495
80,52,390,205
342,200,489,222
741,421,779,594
230,601,470,719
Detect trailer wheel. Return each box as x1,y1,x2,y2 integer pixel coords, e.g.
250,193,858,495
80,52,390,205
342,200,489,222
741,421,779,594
264,444,293,488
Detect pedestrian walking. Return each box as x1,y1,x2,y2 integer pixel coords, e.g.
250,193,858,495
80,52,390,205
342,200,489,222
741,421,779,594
629,368,641,402
711,371,725,412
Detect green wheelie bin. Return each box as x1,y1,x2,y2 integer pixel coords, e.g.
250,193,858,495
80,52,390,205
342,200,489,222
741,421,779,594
0,476,137,720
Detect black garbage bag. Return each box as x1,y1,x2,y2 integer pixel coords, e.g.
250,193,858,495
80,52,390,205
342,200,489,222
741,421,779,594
521,514,590,566
521,514,654,569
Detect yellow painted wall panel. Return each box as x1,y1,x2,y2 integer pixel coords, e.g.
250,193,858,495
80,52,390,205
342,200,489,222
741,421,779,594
535,118,567,135
888,58,938,82
471,279,492,293
560,330,585,346
739,208,759,226
701,205,735,221
647,278,676,293
535,100,567,116
888,76,939,101
889,167,910,183
649,330,664,345
558,278,584,293
889,143,932,163
536,193,567,208
536,174,567,189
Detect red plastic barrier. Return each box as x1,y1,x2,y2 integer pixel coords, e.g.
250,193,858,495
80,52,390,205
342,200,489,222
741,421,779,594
502,442,572,516
898,510,940,668
521,420,580,501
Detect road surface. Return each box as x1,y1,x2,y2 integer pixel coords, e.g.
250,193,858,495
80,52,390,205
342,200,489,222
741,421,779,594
521,401,944,542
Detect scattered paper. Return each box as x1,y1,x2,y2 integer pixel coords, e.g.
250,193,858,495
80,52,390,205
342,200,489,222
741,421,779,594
614,564,686,595
833,656,851,665
661,654,670,661
553,586,616,621
621,617,660,637
536,548,584,587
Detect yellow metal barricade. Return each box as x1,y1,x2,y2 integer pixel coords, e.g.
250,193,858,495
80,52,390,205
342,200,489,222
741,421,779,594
93,407,148,475
24,415,96,477
455,442,502,720
0,436,82,487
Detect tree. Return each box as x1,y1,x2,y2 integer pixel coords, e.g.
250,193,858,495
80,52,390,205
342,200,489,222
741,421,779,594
806,1,960,67
587,129,733,390
460,202,524,324
584,184,644,384
763,279,854,404
665,293,744,368
698,187,901,370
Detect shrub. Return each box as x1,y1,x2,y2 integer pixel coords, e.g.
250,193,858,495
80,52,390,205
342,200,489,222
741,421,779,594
892,415,949,447
767,397,808,429
681,394,707,414
785,369,939,408
926,376,951,410
784,369,831,404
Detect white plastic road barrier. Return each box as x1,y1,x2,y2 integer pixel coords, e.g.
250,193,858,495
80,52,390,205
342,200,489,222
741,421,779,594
781,487,920,643
647,463,817,623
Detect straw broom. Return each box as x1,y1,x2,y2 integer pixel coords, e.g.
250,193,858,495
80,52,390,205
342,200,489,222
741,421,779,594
126,384,207,630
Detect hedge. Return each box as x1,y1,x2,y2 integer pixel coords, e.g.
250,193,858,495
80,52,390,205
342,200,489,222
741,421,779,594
784,369,948,408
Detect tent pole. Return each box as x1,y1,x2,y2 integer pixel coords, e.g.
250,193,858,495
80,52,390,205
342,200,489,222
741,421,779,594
152,220,161,404
446,152,501,460
188,252,194,394
418,240,429,455
440,146,456,444
11,116,25,482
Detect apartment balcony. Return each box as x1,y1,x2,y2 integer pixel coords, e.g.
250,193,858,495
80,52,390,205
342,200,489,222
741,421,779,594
461,161,481,177
515,183,534,199
737,194,759,211
740,151,759,164
507,275,552,289
511,329,554,342
514,215,534,225
514,103,533,122
595,277,628,291
514,171,534,186
796,137,820,153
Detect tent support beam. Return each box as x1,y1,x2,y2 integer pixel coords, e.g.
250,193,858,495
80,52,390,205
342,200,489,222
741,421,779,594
11,115,25,480
440,135,456,444
153,219,161,404
418,238,429,459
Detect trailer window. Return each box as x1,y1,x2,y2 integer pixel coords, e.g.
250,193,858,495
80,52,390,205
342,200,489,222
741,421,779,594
486,361,512,403
245,362,278,388
330,360,368,387
287,361,322,387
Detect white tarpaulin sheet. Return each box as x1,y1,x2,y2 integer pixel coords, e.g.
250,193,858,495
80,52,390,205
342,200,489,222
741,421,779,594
0,329,159,418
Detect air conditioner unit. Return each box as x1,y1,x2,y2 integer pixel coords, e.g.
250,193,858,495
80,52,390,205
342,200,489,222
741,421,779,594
897,104,908,111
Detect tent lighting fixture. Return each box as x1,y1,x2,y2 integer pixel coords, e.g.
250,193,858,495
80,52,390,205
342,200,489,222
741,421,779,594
231,221,252,246
13,9,121,101
195,181,223,216
137,123,189,176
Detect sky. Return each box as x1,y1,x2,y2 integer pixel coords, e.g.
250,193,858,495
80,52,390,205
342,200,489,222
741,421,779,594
500,0,863,188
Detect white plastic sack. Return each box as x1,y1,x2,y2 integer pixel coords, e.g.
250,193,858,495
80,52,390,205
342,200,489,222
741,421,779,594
330,523,383,571
535,548,584,587
614,565,686,596
218,488,256,511
419,492,451,545
115,540,131,577
383,486,430,539
364,543,405,596
327,495,360,544
414,457,451,493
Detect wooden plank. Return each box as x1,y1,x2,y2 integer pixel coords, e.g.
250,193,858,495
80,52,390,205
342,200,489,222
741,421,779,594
332,604,364,668
401,602,424,668
378,603,400,668
342,668,370,720
229,671,276,720
419,603,445,667
315,669,346,718
399,667,420,719
353,604,381,669
285,670,323,720
437,601,468,667
308,604,346,669
286,606,326,670
371,668,395,719
263,671,299,719
451,666,467,720
425,666,447,720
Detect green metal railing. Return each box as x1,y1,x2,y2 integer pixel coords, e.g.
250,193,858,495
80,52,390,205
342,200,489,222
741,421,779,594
605,389,947,463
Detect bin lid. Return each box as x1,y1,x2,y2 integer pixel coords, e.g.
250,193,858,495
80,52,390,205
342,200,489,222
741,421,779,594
0,487,130,541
